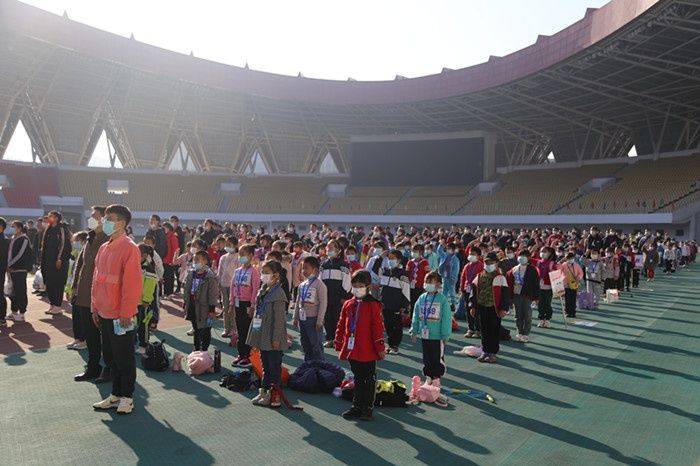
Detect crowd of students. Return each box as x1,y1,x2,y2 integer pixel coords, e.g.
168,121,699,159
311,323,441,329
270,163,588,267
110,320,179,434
1,213,697,419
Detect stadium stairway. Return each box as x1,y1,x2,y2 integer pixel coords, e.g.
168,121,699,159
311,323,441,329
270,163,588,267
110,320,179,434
650,186,700,213
386,187,416,214
549,164,629,214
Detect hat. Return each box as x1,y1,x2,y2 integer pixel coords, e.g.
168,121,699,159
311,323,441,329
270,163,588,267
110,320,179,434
485,252,499,262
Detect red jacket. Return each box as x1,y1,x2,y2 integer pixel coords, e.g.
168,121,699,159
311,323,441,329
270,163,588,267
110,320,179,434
334,297,385,362
164,231,179,265
347,260,363,273
460,260,484,293
406,258,430,289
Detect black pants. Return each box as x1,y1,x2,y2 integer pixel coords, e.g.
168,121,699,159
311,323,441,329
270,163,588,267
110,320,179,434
564,288,577,317
421,339,446,378
324,300,342,343
382,308,403,349
349,359,376,410
193,320,212,351
261,350,283,389
235,301,252,358
478,305,500,355
632,269,640,287
136,305,148,348
603,278,617,293
72,304,91,341
99,316,136,398
42,262,69,307
9,271,28,313
85,310,103,373
163,264,176,296
467,302,481,332
0,278,5,320
664,259,673,273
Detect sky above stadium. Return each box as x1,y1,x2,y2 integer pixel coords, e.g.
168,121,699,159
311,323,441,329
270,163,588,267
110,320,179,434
21,0,608,81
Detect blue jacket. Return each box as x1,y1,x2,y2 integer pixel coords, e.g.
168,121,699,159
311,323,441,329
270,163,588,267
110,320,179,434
410,291,452,340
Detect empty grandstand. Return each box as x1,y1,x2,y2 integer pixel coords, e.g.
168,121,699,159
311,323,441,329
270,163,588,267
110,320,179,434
1,0,699,239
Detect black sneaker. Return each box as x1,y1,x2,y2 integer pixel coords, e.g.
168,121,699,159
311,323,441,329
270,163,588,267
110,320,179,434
342,407,362,420
359,408,374,421
95,368,112,384
74,370,101,382
0,319,6,327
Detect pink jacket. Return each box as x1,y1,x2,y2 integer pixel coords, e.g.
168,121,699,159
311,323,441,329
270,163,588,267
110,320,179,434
91,234,143,319
229,265,260,304
560,262,584,289
291,251,312,287
217,252,239,287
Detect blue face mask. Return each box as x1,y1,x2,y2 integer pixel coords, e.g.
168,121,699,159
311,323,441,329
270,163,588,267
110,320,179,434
239,256,249,264
72,242,82,250
5,227,15,236
194,262,204,271
373,248,383,257
102,220,115,236
388,259,398,268
411,252,420,259
327,250,337,259
346,254,356,262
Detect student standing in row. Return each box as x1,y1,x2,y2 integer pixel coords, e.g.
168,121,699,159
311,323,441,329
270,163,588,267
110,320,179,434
379,249,410,355
230,245,260,367
536,246,557,328
320,240,351,348
506,250,539,343
292,256,328,361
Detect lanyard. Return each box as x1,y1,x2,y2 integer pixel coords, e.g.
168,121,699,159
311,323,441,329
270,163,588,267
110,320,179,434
422,293,438,323
409,260,417,281
514,268,524,284
235,268,249,292
349,300,362,335
300,277,316,303
256,283,281,318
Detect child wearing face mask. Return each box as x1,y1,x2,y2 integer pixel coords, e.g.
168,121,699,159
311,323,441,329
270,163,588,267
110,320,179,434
248,260,290,408
601,247,619,293
335,270,386,421
460,247,484,338
320,240,352,348
217,236,239,338
229,245,260,367
468,253,510,364
344,246,362,273
407,243,430,310
135,244,159,354
184,251,219,352
379,249,411,354
437,242,460,312
410,272,451,384
536,247,558,328
561,252,584,318
292,256,328,361
505,249,539,343
291,241,311,302
585,249,603,309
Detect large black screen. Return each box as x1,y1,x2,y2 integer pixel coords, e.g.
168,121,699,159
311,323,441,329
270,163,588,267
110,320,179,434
350,138,483,186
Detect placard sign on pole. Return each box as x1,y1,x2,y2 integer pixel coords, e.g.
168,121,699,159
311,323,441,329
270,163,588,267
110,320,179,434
549,270,566,298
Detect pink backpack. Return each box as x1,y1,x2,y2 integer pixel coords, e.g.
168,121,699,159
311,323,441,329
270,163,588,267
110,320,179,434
171,352,185,372
187,351,214,375
409,376,449,407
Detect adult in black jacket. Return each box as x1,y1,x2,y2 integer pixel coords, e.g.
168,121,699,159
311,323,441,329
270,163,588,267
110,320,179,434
146,214,168,259
7,221,34,322
40,211,72,314
586,227,604,252
0,218,9,325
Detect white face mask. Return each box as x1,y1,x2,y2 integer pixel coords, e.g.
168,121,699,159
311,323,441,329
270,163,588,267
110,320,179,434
485,264,497,273
87,217,99,230
261,273,273,285
189,247,197,255
506,253,515,259
424,283,437,293
518,256,528,265
352,287,367,298
468,255,477,263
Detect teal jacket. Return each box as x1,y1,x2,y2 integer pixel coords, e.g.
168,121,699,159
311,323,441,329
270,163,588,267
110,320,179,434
410,291,452,340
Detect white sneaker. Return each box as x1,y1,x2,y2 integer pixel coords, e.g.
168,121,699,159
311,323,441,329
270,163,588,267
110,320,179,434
186,328,194,336
136,347,146,355
93,395,120,410
464,330,474,338
14,313,24,322
537,320,545,328
520,335,529,343
116,397,134,414
514,333,522,340
544,320,552,328
46,306,63,315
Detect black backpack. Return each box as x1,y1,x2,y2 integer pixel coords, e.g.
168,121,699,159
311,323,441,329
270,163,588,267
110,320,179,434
141,339,169,371
220,370,258,392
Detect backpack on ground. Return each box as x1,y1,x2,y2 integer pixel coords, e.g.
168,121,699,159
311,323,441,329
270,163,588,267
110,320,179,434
141,339,170,371
220,370,259,392
374,379,409,407
288,360,345,393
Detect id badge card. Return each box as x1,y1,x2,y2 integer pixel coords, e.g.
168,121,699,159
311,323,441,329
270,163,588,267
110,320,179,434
421,326,430,339
347,336,355,350
466,284,472,294
514,284,522,295
234,298,240,308
252,317,262,329
299,308,307,321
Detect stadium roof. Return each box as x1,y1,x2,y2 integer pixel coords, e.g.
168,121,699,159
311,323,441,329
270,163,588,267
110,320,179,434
1,0,699,172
